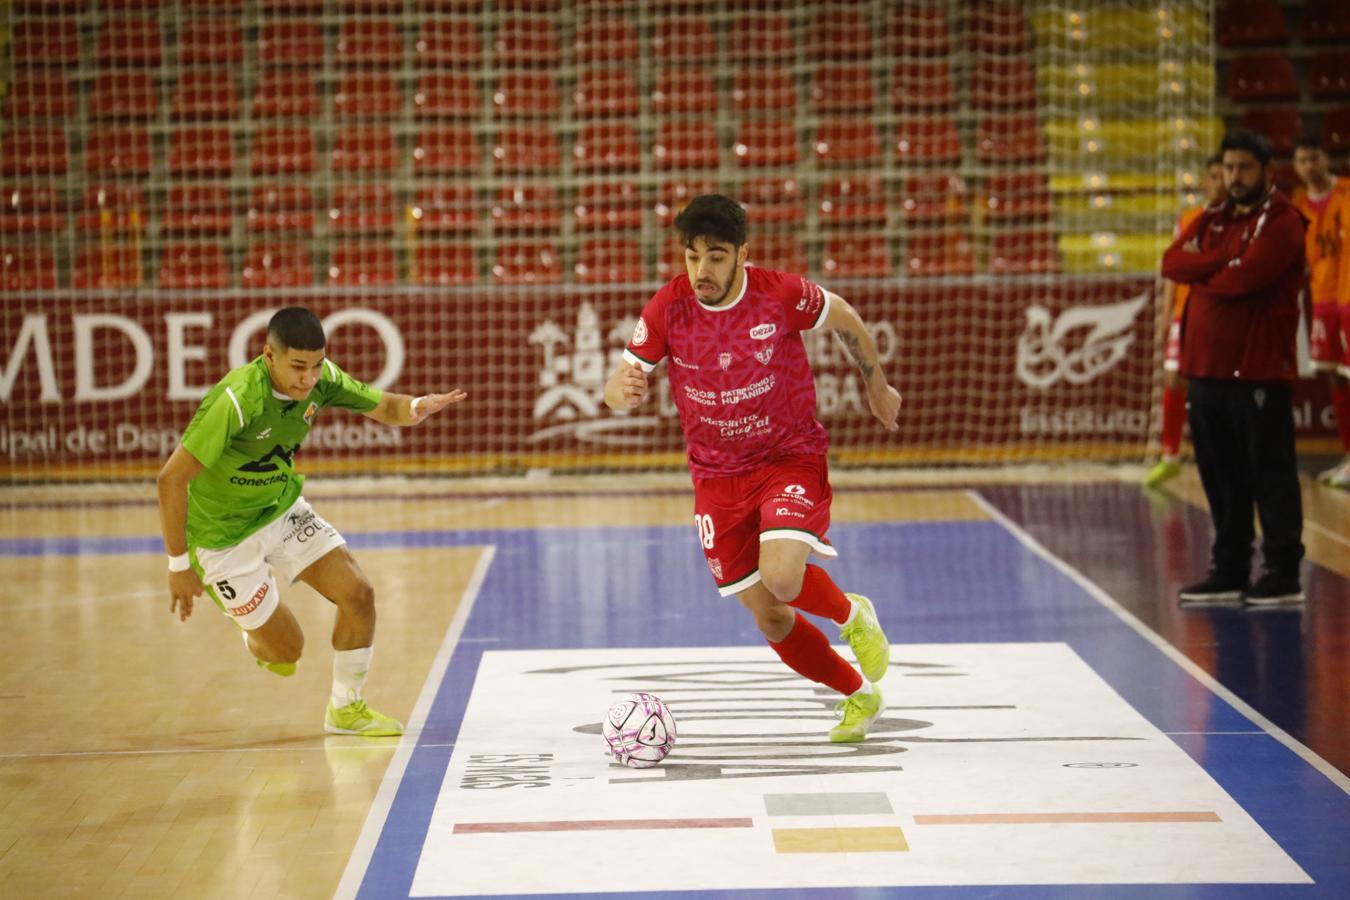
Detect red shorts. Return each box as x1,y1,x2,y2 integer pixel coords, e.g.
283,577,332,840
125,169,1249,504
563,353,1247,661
1310,302,1347,370
1163,318,1183,372
691,455,836,597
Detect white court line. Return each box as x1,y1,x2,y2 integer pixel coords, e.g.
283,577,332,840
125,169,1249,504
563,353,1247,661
1306,519,1350,550
333,544,496,900
967,489,1350,795
0,742,456,761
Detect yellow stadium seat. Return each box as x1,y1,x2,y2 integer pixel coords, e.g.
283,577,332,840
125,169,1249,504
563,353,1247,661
1046,116,1222,161
1059,232,1172,274
1038,63,1215,107
1033,6,1208,51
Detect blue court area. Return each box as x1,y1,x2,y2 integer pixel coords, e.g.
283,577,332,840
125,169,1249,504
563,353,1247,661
335,500,1350,900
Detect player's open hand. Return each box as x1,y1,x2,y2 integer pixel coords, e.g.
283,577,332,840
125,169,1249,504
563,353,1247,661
411,389,468,424
868,380,902,432
168,569,205,622
616,367,649,409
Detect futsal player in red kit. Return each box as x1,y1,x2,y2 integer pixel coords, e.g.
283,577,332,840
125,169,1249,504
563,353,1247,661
604,194,902,742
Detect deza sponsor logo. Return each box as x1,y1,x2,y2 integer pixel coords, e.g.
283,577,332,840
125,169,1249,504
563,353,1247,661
1015,291,1149,389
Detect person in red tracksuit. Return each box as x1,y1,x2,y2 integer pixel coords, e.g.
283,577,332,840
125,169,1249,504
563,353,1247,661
1161,129,1308,608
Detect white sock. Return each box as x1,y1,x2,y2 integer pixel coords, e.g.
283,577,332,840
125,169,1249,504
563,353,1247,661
840,597,860,629
850,680,874,697
331,646,373,708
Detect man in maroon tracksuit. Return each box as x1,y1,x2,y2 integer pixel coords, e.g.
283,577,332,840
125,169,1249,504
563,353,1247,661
1161,129,1308,607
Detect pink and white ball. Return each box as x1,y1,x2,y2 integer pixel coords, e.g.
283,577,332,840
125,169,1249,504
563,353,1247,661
602,692,677,768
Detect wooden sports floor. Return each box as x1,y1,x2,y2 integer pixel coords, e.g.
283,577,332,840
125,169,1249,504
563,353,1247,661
1,465,1347,899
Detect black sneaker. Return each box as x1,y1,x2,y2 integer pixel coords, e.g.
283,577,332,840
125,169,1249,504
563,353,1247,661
1243,572,1304,607
1178,573,1247,607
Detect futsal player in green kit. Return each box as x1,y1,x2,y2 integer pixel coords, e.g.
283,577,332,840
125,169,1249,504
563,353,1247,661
156,307,466,736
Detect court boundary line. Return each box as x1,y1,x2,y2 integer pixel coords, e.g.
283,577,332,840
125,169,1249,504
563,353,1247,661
332,544,497,900
967,489,1350,795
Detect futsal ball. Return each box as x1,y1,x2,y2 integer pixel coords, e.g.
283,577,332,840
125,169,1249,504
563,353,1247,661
603,692,677,768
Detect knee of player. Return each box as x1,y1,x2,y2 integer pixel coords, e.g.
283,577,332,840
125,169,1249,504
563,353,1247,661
759,567,805,604
753,603,796,638
346,578,376,616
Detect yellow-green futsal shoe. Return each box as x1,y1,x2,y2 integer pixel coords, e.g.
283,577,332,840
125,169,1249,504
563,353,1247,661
1143,457,1183,488
829,686,884,743
840,593,890,682
325,699,404,737
256,658,296,677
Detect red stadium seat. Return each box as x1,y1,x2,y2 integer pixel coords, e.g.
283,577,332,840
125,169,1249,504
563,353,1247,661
414,73,481,119
260,0,323,11
894,118,961,166
815,118,882,166
655,238,685,281
77,185,145,234
575,238,644,284
492,242,563,284
329,242,398,286
1323,106,1350,155
1302,0,1350,43
575,16,638,63
84,127,150,177
1308,51,1350,99
822,234,892,278
810,66,876,114
3,127,70,176
1226,54,1299,102
733,15,795,60
416,20,481,68
72,242,143,289
892,61,956,112
328,184,398,234
573,123,642,173
491,184,562,232
738,177,804,227
251,127,317,175
12,19,80,68
0,244,57,291
171,70,240,120
158,242,230,289
746,235,807,274
976,115,1045,164
968,2,1032,55
1240,108,1304,157
989,229,1060,275
334,72,403,120
242,242,313,287
96,18,162,67
164,185,233,235
905,230,975,278
655,179,717,227
653,69,717,116
733,121,799,168
819,176,887,227
651,19,716,63
4,72,75,119
258,21,325,68
732,67,797,114
247,185,315,233
493,126,561,173
410,184,478,234
411,243,477,285
179,19,244,66
87,72,159,121
1217,0,1289,47
493,73,561,118
983,171,1051,221
887,6,951,57
1,184,65,234
808,9,869,61
494,17,560,66
574,181,643,231
336,20,403,67
168,128,236,177
970,58,1038,110
899,172,968,224
574,69,640,118
654,121,721,170
413,126,481,175
253,72,320,119
331,127,398,174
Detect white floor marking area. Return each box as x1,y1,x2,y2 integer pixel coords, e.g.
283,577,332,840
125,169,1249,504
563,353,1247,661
409,644,1308,896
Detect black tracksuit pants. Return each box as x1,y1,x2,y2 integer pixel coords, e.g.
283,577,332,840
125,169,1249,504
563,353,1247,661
1186,377,1304,580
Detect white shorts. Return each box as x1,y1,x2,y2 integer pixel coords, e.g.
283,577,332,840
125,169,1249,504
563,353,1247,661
192,496,346,630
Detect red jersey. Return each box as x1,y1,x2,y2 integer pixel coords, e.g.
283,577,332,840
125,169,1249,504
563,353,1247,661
623,266,830,478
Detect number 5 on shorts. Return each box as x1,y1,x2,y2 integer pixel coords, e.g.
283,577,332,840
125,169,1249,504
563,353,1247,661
695,514,715,550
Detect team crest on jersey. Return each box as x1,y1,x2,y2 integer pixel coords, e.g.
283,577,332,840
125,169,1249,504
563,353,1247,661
755,346,774,365
707,557,723,580
632,317,649,346
750,323,776,340
718,352,733,370
303,402,318,424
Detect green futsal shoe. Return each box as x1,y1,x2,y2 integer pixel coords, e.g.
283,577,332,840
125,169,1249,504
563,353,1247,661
325,699,404,737
829,686,884,743
256,658,296,677
1143,458,1182,488
840,593,890,683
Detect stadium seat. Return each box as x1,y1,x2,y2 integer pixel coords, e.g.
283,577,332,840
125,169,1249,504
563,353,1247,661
655,239,686,281
653,69,718,116
1324,107,1350,155
242,242,313,287
410,184,478,234
984,171,1052,221
891,61,956,111
575,238,644,284
334,72,403,120
415,20,481,68
970,58,1038,109
493,126,561,173
894,118,962,166
12,19,80,68
494,17,560,67
574,69,640,118
329,242,398,286
1217,0,1288,47
732,67,797,114
3,127,69,176
575,16,638,63
260,0,323,11
492,242,563,284
738,177,804,227
84,127,150,177
1,184,64,234
900,172,968,224
77,185,145,234
4,72,75,119
251,127,317,176
989,229,1060,275
1302,0,1350,43
810,66,877,114
258,21,325,68
655,179,717,227
336,20,403,67
976,115,1046,164
72,242,143,289
654,121,721,170
1239,108,1304,157
574,181,643,231
96,18,163,67
415,73,481,119
905,231,975,278
1308,51,1350,99
410,243,477,285
808,9,869,61
158,242,230,289
1225,54,1299,102
651,19,716,62
968,2,1033,55
822,234,892,278
331,127,398,174
163,185,233,235
493,73,561,118
887,6,951,57
816,118,882,167
171,70,240,120
328,184,398,234
491,184,562,232
179,19,244,66
732,14,794,60
1058,232,1169,273
819,176,886,227
247,185,315,233
733,121,799,168
0,245,57,291
252,72,320,119
573,123,642,173
168,127,236,177
87,72,159,121
746,235,807,274
413,127,481,175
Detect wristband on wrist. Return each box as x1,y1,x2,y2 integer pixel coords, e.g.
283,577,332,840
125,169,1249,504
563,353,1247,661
168,552,191,573
411,395,426,417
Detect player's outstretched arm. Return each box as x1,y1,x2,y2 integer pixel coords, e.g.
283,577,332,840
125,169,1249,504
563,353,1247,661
604,360,650,411
822,292,902,433
365,389,468,426
156,445,206,622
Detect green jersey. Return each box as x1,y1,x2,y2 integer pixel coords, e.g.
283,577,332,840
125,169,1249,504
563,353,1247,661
180,356,383,548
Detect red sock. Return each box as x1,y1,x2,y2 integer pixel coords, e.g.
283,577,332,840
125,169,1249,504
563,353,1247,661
786,564,852,624
769,612,863,696
1332,385,1350,453
1161,385,1186,458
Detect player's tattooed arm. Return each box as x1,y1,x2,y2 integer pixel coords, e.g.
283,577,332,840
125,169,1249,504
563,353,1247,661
821,292,902,432
832,329,875,381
